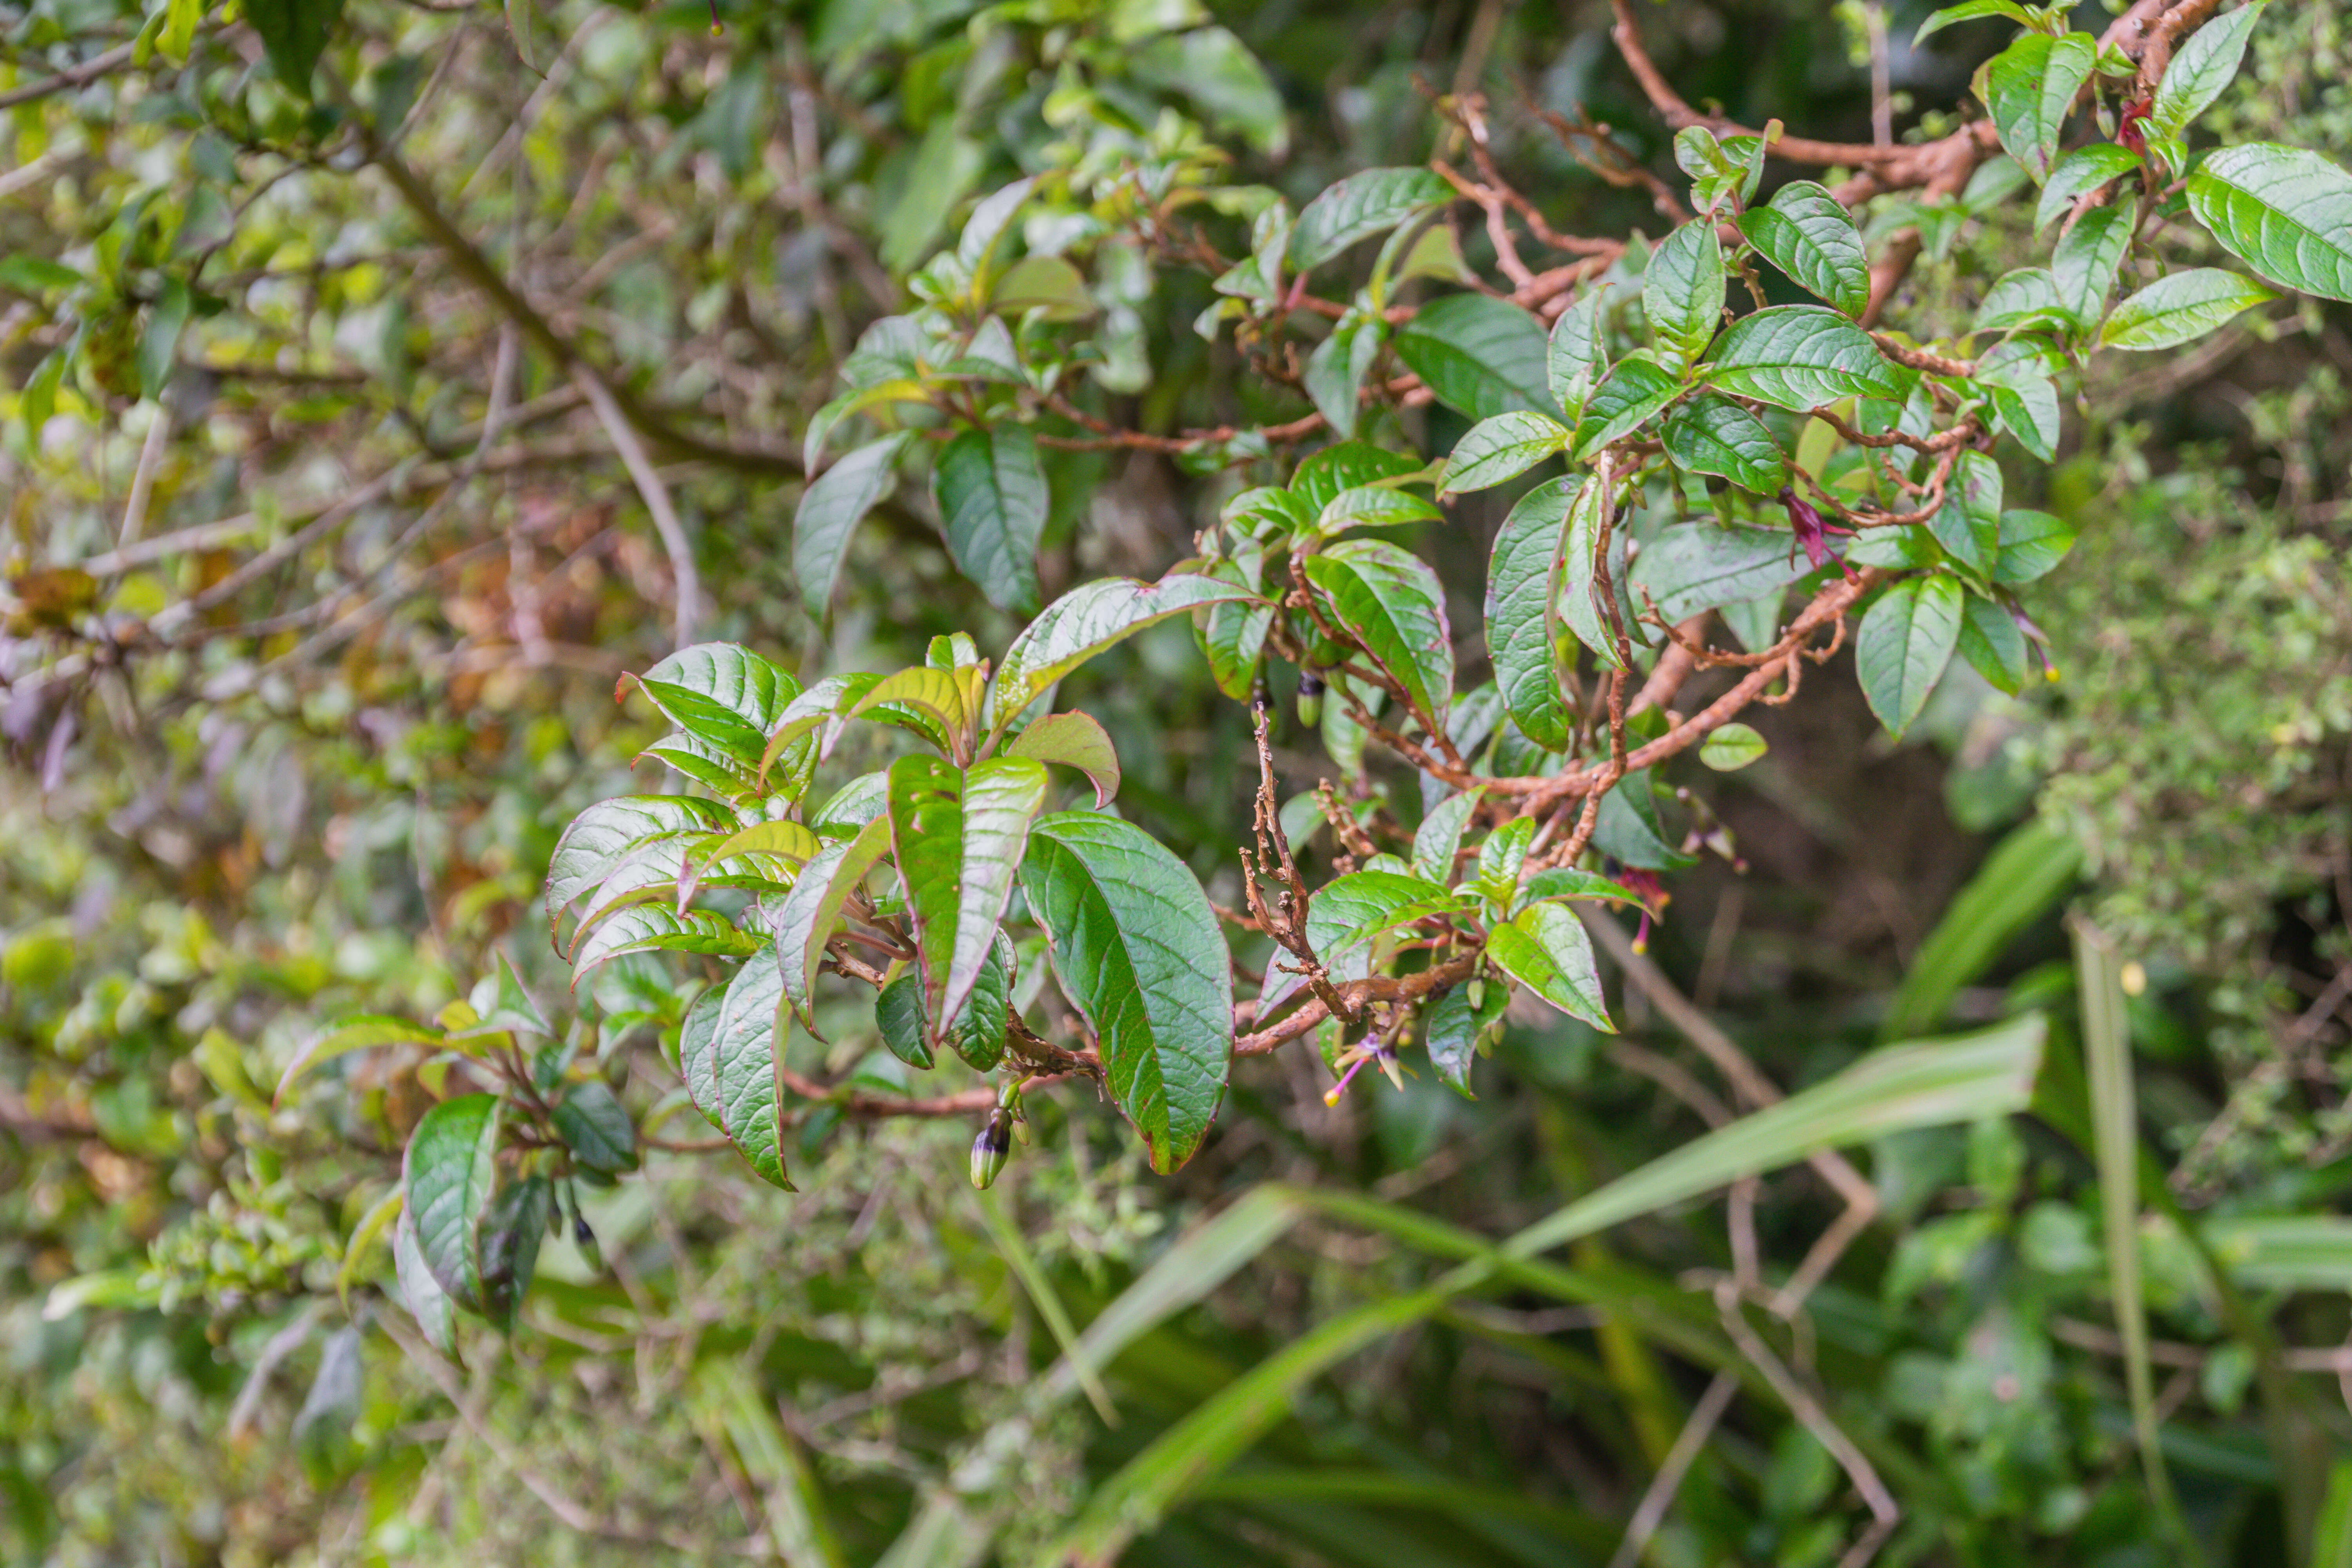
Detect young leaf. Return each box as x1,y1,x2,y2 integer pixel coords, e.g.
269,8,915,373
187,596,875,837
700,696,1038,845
1290,168,1455,271
1699,722,1769,770
1559,476,1636,671
1572,356,1682,459
888,753,1048,1036
1983,32,2097,183
403,1092,500,1312
1929,450,2003,578
1392,294,1552,419
2185,143,2352,303
2099,268,2277,350
626,644,799,768
1487,903,1613,1031
572,905,762,985
1973,337,2064,461
1628,521,1808,622
1515,867,1646,912
1316,485,1443,534
2149,0,2267,142
1857,575,1964,739
711,949,793,1189
773,815,893,1026
1956,592,2029,693
1196,590,1276,702
1412,786,1483,884
1423,982,1507,1099
1021,813,1233,1173
2034,144,2142,233
552,1080,638,1174
1304,313,1384,438
1913,0,2033,44
1661,396,1789,495
1438,411,1569,498
1547,287,1611,422
1702,306,1902,409
1993,508,2079,584
1738,181,1871,318
276,1015,441,1105
1643,220,1726,369
1290,441,1425,512
1303,540,1454,730
794,433,910,619
1484,479,1578,751
936,424,1048,613
837,666,972,757
245,0,345,93
990,574,1256,728
1006,711,1122,806
1973,267,2069,334
1259,869,1454,1013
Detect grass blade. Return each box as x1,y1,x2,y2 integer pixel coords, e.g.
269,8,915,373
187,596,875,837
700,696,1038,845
1883,817,2079,1040
975,1183,1116,1424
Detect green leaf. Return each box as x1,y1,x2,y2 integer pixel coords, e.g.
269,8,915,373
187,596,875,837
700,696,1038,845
1643,220,1726,368
1423,982,1506,1099
1290,440,1425,512
936,425,1048,614
572,906,762,984
2099,267,2276,350
949,930,1015,1071
1484,479,1577,751
1857,575,1963,739
1303,313,1384,438
1973,266,2069,334
276,1015,440,1105
1412,786,1483,884
990,574,1256,729
552,1080,638,1174
1929,450,2003,578
1885,818,2080,1038
1303,540,1454,730
992,254,1094,321
1983,32,2096,182
1547,287,1611,422
1698,722,1768,770
403,1093,500,1312
1738,182,1871,318
1315,485,1442,534
1914,0,2033,44
1438,411,1568,498
711,949,793,1189
876,971,935,1069
393,1209,456,1355
1702,306,1902,409
794,434,910,619
0,256,83,293
677,984,727,1131
1006,711,1121,806
137,279,190,403
1572,356,1682,459
1974,337,2063,461
1956,590,2029,693
1289,168,1454,270
1488,904,1614,1031
772,815,893,1027
1515,867,1646,911
2204,1216,2352,1293
1628,521,1808,623
1661,396,1788,494
1196,587,1275,702
2150,0,2267,142
2186,143,2352,303
244,0,345,93
2035,144,2142,233
839,666,973,756
1558,476,1636,671
475,1175,549,1333
889,754,1047,1035
1258,868,1453,1014
1021,813,1232,1173
2052,203,2132,325
1993,507,2079,584
627,644,798,768
1392,294,1552,419
1592,769,1696,871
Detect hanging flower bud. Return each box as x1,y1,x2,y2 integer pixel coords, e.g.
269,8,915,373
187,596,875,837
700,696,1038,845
1296,668,1326,728
573,1215,601,1271
970,1109,1013,1189
2117,97,2152,157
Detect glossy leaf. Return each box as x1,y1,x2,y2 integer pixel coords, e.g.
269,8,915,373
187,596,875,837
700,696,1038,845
950,930,1015,1071
1316,485,1442,534
1993,507,2079,584
990,573,1256,728
1289,441,1424,512
2149,0,2267,142
1304,540,1454,730
1439,410,1568,498
2035,145,2142,233
1303,313,1384,437
875,971,935,1069
1515,867,1645,911
711,949,792,1189
1698,722,1768,770
1702,306,1902,409
1929,450,2002,578
1558,476,1635,671
1738,181,1870,318
1391,294,1551,419
403,1093,500,1312
1913,0,2031,43
2100,268,2277,350
1006,711,1121,806
545,795,737,935
1484,479,1577,751
678,984,727,1131
552,1080,638,1174
1289,167,1454,270
794,433,910,619
1020,813,1232,1173
936,424,1048,613
1572,355,1681,460
1956,591,2029,693
1983,33,2096,183
1857,575,1963,739
572,905,762,984
475,1176,550,1332
1546,287,1611,422
246,0,344,91
1628,521,1808,623
1423,982,1506,1099
889,753,1047,1035
773,815,893,1026
1487,903,1613,1031
1643,220,1726,368
1973,267,2069,334
392,1209,456,1354
2052,203,2132,325
628,644,798,768
2185,143,2352,303
276,1015,440,1105
1412,786,1483,884
1661,396,1788,494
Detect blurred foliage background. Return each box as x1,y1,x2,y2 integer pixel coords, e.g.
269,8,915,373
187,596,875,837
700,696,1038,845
4,0,2352,1564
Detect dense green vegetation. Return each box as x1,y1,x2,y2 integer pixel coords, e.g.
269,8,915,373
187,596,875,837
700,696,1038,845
5,0,2352,1563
